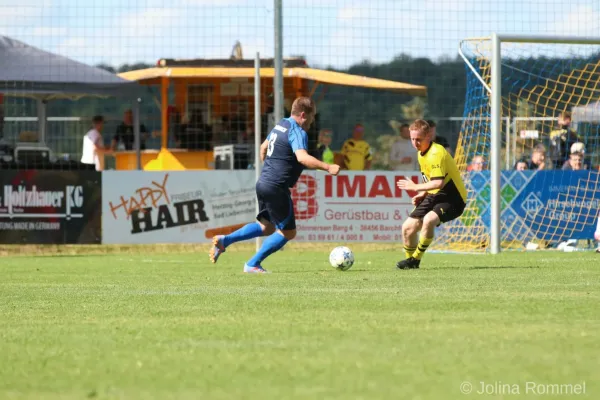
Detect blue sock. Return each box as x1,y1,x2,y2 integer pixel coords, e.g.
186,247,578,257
223,222,264,248
247,232,288,267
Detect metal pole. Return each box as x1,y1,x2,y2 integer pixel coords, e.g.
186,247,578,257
37,99,47,144
512,119,517,170
505,117,510,169
496,34,600,45
254,52,262,252
133,99,141,170
274,0,284,122
490,33,502,254
458,42,492,94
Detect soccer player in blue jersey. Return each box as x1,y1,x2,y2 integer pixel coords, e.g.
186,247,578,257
209,97,341,273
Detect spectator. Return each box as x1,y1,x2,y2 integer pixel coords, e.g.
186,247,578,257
183,112,212,150
317,129,335,165
427,119,451,153
561,151,586,171
561,142,589,170
549,111,580,168
514,159,528,171
527,144,550,170
112,109,149,151
340,123,372,170
467,155,486,171
389,122,416,171
81,115,111,171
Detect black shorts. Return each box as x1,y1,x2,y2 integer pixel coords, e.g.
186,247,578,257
255,180,296,231
409,194,465,224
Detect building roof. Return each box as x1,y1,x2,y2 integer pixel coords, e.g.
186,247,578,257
118,65,427,96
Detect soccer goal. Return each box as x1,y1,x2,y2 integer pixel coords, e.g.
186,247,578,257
443,34,600,254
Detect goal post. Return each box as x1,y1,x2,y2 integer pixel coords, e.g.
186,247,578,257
456,34,600,254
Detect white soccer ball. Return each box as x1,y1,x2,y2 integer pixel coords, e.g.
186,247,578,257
329,246,354,271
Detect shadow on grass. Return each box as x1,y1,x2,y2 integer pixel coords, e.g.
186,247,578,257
16,254,110,259
422,265,541,270
270,268,373,274
469,265,541,270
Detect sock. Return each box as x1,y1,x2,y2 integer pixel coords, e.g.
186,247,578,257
413,236,433,260
246,232,288,267
223,222,264,248
404,245,416,259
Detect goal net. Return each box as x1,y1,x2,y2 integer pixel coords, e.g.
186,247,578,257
436,37,600,252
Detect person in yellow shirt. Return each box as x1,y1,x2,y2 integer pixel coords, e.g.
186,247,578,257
396,119,468,269
340,124,372,170
317,129,335,164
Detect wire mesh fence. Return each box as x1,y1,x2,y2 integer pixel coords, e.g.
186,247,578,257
1,0,597,172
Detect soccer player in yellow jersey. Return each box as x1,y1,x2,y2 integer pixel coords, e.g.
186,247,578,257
396,119,468,269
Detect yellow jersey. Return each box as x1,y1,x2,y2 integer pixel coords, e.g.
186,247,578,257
341,139,372,170
417,142,467,204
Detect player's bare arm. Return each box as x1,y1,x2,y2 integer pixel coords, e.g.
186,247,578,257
94,143,113,155
397,178,444,192
260,139,269,162
411,191,428,206
295,149,340,175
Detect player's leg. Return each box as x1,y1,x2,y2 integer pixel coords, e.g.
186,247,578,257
209,215,275,263
209,218,275,263
397,197,432,269
402,217,422,259
412,201,465,262
209,183,275,263
244,188,296,273
245,228,295,272
412,211,440,261
397,212,437,270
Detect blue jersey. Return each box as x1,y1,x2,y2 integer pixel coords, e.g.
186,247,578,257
260,117,308,188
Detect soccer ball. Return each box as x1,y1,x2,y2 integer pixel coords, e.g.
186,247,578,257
329,246,354,271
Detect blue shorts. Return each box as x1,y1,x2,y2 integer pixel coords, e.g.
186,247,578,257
255,180,296,231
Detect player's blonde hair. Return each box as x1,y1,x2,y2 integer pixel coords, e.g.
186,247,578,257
559,111,572,120
291,97,316,116
409,119,430,135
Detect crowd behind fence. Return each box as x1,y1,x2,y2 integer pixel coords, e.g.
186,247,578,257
1,113,599,172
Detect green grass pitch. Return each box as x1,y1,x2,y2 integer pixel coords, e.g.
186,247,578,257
1,246,598,399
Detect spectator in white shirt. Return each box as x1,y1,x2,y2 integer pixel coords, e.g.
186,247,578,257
81,115,111,171
389,122,416,171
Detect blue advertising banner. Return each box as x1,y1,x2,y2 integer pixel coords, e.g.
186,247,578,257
462,170,600,242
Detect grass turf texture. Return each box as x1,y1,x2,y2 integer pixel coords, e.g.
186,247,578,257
1,245,598,400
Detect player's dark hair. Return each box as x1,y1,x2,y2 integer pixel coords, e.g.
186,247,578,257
92,115,104,124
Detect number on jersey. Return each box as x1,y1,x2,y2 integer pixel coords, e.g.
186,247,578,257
267,133,278,157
